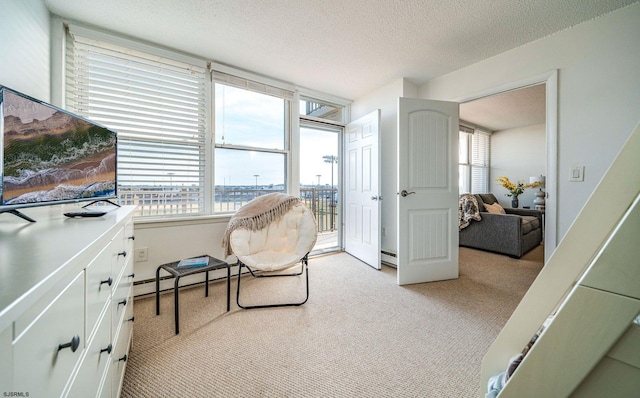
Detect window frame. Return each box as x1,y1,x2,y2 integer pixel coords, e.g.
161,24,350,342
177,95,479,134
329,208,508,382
59,22,352,221
64,23,211,218
211,76,293,213
459,124,491,194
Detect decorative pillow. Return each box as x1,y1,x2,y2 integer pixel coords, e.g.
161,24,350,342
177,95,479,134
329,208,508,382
484,202,506,214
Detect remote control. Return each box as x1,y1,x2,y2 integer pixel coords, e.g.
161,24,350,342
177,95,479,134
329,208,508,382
64,211,107,218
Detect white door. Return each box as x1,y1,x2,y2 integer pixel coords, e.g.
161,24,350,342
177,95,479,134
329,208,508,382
397,98,459,285
344,110,381,269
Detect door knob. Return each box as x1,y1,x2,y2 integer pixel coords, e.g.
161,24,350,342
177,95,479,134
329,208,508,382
400,190,416,197
370,196,381,201
58,335,80,352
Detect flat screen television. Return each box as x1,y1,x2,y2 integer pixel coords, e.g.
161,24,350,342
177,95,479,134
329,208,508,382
0,86,118,222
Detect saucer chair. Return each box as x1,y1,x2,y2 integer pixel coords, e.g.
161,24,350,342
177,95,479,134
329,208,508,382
223,193,317,309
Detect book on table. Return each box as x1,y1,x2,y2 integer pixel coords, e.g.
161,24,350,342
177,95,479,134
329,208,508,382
177,256,210,267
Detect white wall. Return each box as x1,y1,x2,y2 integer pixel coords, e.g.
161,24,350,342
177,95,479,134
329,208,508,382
0,0,50,101
491,123,546,209
351,78,417,263
133,217,234,296
419,4,640,243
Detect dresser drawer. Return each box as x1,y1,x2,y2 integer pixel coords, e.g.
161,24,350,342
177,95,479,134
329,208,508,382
112,260,134,336
85,243,116,339
112,301,133,398
66,306,112,398
124,219,135,255
13,271,85,397
100,361,113,398
111,226,127,279
0,325,12,391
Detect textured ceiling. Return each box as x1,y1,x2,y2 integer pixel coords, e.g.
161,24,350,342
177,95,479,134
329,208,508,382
44,0,636,101
460,84,547,132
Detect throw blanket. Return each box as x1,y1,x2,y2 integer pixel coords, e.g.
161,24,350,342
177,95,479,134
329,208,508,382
459,193,482,230
222,193,301,256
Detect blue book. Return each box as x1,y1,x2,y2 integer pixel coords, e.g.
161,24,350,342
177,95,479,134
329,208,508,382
177,256,210,267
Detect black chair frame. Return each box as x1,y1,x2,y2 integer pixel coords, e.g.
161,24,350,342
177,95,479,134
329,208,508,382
236,253,309,309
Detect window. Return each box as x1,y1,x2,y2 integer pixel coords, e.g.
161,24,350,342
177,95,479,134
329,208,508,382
64,26,342,220
300,96,344,123
213,72,292,212
65,26,208,217
459,125,490,194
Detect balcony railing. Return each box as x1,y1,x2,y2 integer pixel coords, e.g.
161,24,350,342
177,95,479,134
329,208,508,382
118,187,338,233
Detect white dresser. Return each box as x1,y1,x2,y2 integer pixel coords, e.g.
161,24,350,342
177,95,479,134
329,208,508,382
0,205,136,397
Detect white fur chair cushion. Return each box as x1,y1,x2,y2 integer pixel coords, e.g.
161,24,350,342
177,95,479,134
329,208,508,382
230,203,317,271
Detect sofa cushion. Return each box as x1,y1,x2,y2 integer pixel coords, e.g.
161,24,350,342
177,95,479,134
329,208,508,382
479,193,499,205
485,202,506,214
521,216,540,234
473,194,486,212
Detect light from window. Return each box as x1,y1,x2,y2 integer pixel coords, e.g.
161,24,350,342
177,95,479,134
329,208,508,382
214,82,289,212
216,84,285,150
214,149,285,212
458,128,490,194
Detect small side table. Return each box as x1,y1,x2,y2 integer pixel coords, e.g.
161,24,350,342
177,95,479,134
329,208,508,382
156,255,230,334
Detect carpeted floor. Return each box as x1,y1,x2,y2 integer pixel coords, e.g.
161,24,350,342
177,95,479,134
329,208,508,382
121,246,544,397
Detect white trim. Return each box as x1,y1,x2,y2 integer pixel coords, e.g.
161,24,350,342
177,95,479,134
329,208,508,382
49,15,66,107
298,87,351,108
203,65,214,214
66,22,207,69
210,61,297,93
460,119,493,134
456,70,558,260
300,115,346,128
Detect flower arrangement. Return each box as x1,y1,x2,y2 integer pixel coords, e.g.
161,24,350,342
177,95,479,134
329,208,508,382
496,176,541,197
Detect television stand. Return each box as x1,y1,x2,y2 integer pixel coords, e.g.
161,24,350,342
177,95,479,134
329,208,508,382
82,199,121,208
0,209,36,222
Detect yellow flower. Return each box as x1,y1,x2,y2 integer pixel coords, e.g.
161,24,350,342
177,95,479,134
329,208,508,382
497,176,541,197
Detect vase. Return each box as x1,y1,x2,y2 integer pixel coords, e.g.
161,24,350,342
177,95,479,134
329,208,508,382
511,196,519,208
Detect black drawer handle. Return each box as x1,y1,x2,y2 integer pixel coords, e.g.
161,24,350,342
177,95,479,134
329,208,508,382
100,277,113,287
127,273,135,278
118,354,128,362
118,251,127,258
127,316,135,323
128,235,135,240
58,335,80,352
100,343,113,355
118,298,127,307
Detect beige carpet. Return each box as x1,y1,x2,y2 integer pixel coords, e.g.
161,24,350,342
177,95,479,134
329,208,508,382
122,246,544,398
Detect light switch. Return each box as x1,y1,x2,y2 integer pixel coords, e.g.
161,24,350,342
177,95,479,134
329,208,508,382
570,166,584,182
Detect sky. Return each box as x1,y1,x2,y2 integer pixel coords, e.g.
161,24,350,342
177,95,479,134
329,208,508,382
214,84,338,186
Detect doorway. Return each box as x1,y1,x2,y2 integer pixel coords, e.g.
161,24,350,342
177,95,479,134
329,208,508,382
457,71,558,261
299,121,341,253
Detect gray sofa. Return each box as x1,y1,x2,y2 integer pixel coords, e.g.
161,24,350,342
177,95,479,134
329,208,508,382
459,193,543,258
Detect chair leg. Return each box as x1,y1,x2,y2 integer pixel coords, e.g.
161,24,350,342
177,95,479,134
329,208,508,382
236,257,309,310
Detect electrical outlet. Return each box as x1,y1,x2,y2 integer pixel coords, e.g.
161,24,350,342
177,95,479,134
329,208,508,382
382,227,387,236
135,247,148,262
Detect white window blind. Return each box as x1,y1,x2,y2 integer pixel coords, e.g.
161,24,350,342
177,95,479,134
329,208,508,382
471,131,490,193
212,71,294,101
65,28,208,217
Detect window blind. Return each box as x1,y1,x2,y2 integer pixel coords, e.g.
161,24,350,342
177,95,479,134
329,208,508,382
212,71,294,101
471,131,490,193
65,29,208,216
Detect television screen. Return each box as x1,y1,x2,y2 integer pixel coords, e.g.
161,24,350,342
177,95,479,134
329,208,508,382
1,86,117,215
